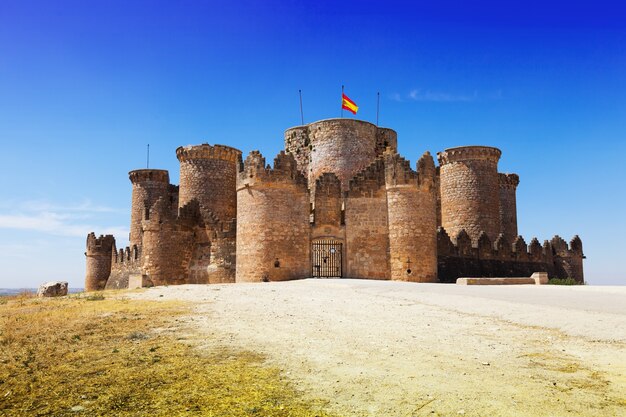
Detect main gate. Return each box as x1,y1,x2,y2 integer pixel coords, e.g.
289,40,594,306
311,239,342,278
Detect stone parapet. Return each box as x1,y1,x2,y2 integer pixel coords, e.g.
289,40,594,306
437,145,502,165
176,144,242,164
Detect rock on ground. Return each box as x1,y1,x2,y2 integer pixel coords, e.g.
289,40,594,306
37,281,68,297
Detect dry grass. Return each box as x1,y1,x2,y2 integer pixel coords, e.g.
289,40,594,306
0,293,336,417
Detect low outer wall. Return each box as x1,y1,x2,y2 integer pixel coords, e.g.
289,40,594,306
438,256,550,283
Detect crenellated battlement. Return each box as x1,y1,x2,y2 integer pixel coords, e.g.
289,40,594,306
436,227,584,282
384,150,419,186
437,146,502,165
346,157,386,196
238,150,308,188
129,169,170,184
176,144,242,164
112,243,141,265
499,173,520,189
86,233,115,255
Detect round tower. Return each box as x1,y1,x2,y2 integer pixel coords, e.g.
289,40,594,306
499,173,520,242
236,151,310,282
437,146,502,242
128,169,170,247
176,144,242,222
85,233,115,291
385,151,438,282
284,119,397,192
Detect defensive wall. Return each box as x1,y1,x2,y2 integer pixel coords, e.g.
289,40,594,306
85,118,585,289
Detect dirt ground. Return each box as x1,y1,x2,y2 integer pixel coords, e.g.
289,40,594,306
130,280,626,416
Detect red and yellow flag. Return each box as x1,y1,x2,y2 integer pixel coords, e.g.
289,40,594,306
341,93,358,114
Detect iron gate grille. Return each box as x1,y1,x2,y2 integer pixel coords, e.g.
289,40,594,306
311,240,342,278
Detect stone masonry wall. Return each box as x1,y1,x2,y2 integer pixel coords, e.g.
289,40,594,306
176,144,242,222
385,152,438,282
128,169,171,247
236,151,310,282
284,119,397,195
499,173,520,241
314,173,342,227
438,146,502,242
345,158,390,279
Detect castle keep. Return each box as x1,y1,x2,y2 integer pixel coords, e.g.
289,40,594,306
85,119,584,290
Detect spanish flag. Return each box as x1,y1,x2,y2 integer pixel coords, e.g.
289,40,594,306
341,93,358,115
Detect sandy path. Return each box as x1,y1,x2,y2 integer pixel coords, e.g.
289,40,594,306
131,280,626,416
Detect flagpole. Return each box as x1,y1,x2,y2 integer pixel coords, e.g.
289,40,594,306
299,90,304,125
147,144,150,168
376,92,380,126
341,85,344,118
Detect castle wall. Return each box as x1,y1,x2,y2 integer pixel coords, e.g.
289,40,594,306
436,228,583,283
438,146,502,242
499,173,519,241
345,159,390,279
385,152,438,282
187,223,236,284
85,233,115,291
128,169,171,247
106,245,142,290
140,198,195,286
284,119,397,193
176,144,242,222
313,173,343,227
236,151,310,282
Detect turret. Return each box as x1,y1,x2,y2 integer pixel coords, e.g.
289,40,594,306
128,169,171,247
236,151,310,282
85,233,115,291
499,173,520,242
284,119,397,195
176,144,242,222
437,146,502,242
384,150,438,282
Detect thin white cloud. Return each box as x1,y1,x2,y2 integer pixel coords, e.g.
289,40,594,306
0,199,127,238
390,88,502,103
0,212,127,238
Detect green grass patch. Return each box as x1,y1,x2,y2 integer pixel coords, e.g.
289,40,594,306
548,277,581,285
0,295,336,416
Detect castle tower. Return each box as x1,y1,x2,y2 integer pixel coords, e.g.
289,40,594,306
236,151,310,282
499,173,520,242
128,169,171,247
140,197,196,286
385,151,438,282
85,233,115,291
437,146,502,242
284,119,397,193
176,144,242,222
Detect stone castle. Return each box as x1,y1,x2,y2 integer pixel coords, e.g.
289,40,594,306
85,118,584,291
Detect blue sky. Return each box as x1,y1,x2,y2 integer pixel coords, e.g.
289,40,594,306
0,0,624,287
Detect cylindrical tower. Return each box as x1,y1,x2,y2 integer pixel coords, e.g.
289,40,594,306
385,151,438,282
437,146,502,242
176,144,242,222
128,169,170,247
236,151,310,282
85,233,115,291
284,119,397,192
498,173,520,242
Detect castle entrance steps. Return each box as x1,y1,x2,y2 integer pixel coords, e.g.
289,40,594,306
311,239,342,278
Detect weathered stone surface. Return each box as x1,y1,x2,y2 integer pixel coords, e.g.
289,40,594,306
85,119,585,290
37,281,68,297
